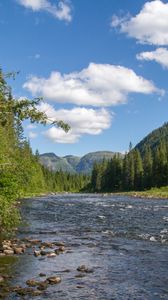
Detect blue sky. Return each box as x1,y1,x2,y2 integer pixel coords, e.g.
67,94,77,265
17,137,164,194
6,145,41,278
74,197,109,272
0,0,168,156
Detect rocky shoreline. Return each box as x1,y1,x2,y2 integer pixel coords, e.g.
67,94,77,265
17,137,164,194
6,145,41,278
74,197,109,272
0,237,94,299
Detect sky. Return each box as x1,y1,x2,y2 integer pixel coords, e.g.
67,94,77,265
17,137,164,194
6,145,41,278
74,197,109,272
0,0,168,156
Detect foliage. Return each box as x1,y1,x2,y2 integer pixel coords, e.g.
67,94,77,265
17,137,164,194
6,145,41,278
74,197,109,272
0,69,70,232
90,128,168,193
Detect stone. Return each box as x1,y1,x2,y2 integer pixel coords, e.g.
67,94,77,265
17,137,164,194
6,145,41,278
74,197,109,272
41,242,53,248
77,265,94,273
26,279,39,287
75,274,86,278
47,252,56,257
14,247,24,255
0,276,4,283
37,281,48,290
47,276,61,284
31,290,43,296
4,249,14,255
54,241,65,247
16,287,34,296
39,273,46,277
10,285,22,292
34,250,41,257
58,246,65,252
19,243,26,249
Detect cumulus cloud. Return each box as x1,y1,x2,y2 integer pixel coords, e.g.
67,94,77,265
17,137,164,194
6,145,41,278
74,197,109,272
137,48,168,69
111,0,168,45
17,0,72,22
23,63,162,107
38,102,112,143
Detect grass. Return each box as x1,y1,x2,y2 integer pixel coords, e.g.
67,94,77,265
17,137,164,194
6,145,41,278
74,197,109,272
121,186,168,199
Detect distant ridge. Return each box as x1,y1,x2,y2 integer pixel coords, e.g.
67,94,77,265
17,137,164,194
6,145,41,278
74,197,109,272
39,151,120,174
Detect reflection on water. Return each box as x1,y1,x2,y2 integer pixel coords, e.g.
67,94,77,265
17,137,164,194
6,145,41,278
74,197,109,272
4,194,168,299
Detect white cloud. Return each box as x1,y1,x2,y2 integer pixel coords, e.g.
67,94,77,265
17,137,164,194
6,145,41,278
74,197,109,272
111,0,168,45
23,63,162,107
28,131,38,138
137,47,168,69
38,102,112,143
17,0,72,22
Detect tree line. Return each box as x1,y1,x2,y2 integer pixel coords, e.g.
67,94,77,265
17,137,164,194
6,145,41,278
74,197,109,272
90,142,168,192
0,69,88,231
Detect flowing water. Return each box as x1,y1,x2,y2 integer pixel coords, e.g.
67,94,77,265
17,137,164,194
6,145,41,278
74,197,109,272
3,194,168,299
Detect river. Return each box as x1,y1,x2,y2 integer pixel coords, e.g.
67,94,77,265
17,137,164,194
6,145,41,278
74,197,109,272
3,194,168,299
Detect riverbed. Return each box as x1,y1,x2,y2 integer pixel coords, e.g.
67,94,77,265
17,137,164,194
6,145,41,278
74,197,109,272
2,194,168,299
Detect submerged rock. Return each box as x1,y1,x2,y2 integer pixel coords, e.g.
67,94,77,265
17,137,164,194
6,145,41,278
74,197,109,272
39,273,46,277
77,265,94,273
37,281,48,290
16,287,35,296
47,276,61,284
54,241,65,247
26,279,39,287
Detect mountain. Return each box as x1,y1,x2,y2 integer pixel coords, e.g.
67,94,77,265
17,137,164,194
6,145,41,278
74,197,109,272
39,151,119,174
76,151,120,173
135,122,168,154
39,153,76,173
63,155,81,170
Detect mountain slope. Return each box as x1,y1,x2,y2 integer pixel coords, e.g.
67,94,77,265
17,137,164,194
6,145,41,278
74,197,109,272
135,122,168,154
39,153,76,173
63,155,81,171
76,151,120,174
39,151,120,174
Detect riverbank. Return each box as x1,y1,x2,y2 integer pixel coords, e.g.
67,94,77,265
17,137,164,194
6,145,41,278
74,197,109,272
117,186,168,199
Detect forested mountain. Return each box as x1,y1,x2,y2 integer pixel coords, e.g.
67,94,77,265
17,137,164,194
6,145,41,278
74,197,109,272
135,122,168,155
90,123,168,192
40,151,121,174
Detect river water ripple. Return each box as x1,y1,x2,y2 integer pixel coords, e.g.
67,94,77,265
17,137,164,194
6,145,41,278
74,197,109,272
7,194,168,299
